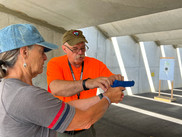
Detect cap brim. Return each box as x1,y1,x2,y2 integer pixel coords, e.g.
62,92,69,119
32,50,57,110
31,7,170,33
36,41,58,52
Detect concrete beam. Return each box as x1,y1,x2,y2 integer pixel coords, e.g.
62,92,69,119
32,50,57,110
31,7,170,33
0,4,66,33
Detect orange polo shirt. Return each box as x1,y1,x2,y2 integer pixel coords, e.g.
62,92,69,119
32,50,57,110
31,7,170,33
47,55,113,102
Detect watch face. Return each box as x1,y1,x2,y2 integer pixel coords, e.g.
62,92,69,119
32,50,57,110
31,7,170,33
98,93,103,99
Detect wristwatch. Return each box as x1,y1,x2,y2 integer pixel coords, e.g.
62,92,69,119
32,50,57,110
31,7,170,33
98,93,104,99
82,78,90,90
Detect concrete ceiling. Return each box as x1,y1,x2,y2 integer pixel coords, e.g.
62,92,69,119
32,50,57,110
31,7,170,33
1,0,182,47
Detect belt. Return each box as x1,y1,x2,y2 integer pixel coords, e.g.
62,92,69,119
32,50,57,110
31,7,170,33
64,129,86,135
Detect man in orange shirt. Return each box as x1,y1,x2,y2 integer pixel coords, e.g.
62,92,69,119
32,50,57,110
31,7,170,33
47,29,124,137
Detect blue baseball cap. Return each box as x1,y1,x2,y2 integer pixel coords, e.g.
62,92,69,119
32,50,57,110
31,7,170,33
0,24,58,53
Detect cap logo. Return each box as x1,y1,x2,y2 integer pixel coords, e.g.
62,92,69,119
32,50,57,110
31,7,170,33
73,31,79,36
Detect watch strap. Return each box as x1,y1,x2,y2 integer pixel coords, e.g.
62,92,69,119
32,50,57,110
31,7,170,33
82,78,90,90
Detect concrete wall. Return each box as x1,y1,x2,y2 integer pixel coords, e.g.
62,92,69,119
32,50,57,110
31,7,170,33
81,27,182,95
0,12,65,89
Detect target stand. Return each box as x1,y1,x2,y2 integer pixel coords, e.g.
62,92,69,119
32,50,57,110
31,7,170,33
154,80,176,102
154,57,176,103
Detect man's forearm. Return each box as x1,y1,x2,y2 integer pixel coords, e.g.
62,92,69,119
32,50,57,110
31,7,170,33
49,80,84,96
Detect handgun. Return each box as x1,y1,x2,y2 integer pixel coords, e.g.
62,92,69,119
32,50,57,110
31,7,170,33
111,80,135,87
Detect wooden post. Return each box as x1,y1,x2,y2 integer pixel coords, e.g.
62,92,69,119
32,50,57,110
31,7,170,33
171,81,174,99
158,80,161,96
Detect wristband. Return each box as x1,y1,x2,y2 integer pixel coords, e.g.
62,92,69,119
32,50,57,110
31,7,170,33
103,96,111,105
82,78,90,90
98,93,104,99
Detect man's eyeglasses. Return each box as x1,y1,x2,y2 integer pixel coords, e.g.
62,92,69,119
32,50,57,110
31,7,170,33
64,45,89,53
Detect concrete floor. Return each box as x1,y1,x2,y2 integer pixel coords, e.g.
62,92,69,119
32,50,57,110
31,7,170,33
95,89,182,137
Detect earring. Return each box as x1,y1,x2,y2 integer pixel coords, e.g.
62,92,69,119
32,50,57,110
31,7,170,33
23,62,27,68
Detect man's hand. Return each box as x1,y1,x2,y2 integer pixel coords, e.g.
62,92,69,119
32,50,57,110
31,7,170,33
85,77,111,91
108,74,124,84
85,74,125,92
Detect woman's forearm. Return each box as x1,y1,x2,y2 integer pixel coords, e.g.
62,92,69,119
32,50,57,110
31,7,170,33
68,96,100,110
66,97,109,130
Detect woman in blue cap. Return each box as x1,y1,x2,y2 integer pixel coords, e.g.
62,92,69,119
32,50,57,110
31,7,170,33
0,24,124,137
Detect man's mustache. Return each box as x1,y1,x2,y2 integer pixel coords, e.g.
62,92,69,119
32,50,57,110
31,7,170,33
76,54,85,59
